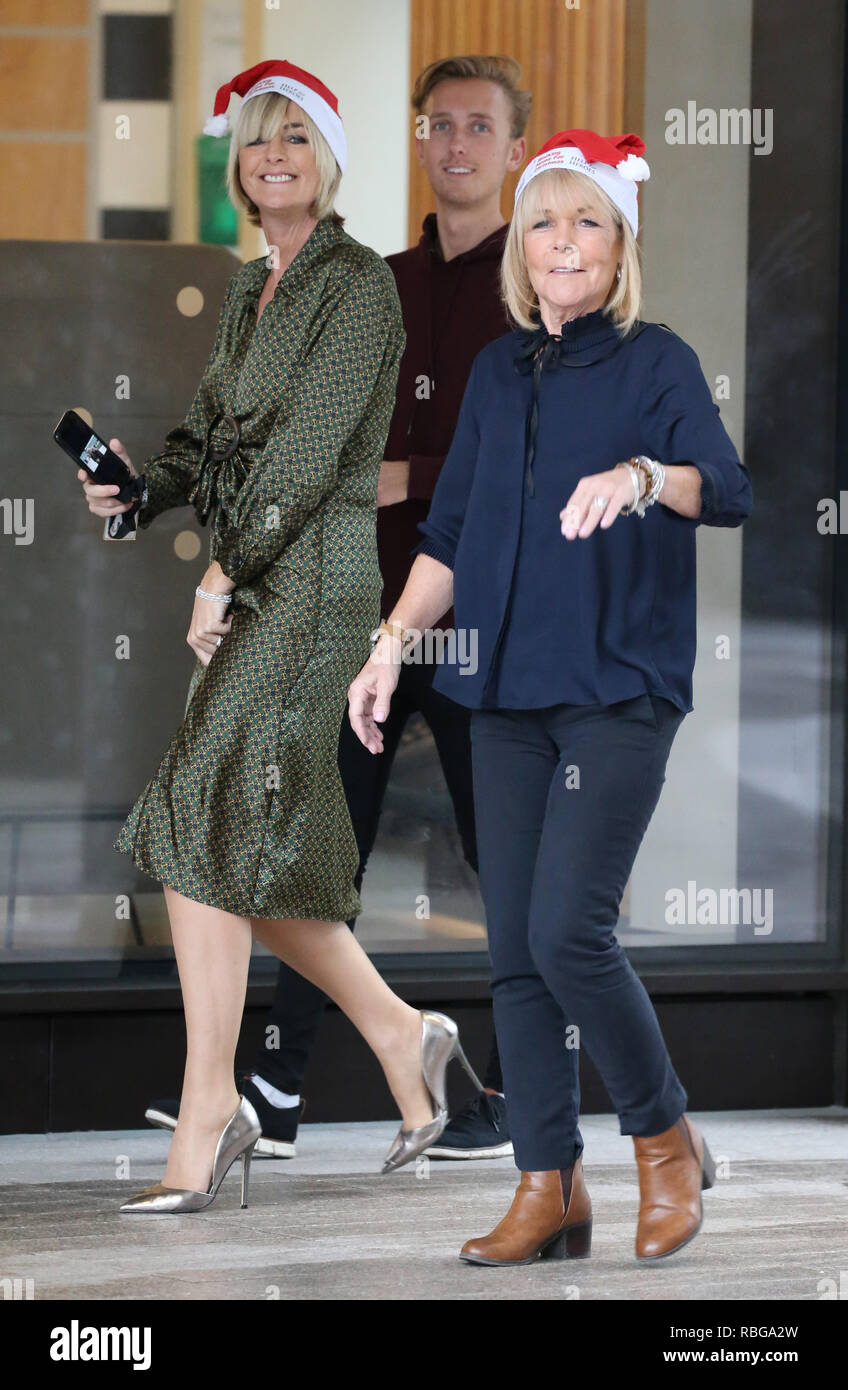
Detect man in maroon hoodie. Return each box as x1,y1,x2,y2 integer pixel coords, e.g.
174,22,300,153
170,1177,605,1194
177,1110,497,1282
146,56,530,1160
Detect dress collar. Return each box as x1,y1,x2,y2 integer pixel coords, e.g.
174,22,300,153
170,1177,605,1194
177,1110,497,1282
513,306,625,374
240,217,346,301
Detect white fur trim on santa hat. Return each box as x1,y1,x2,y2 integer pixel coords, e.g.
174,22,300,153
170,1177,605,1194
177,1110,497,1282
204,113,230,138
240,73,347,173
514,148,643,236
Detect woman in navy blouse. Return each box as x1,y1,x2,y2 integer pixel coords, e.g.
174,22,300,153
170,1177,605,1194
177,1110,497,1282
349,129,752,1267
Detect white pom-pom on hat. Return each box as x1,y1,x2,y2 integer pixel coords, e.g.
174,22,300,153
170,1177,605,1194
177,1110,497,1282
617,153,650,181
203,113,230,138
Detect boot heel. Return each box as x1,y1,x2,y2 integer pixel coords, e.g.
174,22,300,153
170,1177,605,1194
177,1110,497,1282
240,1141,256,1209
540,1217,592,1261
564,1216,593,1258
701,1140,716,1190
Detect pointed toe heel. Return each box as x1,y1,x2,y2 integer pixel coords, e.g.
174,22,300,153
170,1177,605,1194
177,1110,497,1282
381,1010,483,1174
120,1095,261,1215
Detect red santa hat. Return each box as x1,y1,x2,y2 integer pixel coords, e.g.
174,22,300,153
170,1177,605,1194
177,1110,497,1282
514,129,650,235
203,60,347,174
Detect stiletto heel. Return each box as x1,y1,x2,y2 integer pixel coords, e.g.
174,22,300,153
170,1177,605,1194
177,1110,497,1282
381,1010,481,1174
453,1036,485,1092
701,1139,716,1190
120,1096,262,1214
240,1140,257,1209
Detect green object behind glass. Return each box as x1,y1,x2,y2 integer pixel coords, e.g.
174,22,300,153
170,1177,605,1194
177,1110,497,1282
197,135,238,246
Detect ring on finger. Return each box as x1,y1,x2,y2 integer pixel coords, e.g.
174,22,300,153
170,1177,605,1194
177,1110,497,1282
593,495,609,511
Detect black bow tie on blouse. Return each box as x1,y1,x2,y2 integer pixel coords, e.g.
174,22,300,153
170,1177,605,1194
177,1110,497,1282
513,307,632,374
513,309,645,497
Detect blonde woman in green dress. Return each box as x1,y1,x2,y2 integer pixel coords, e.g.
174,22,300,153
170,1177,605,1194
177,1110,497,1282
77,61,481,1213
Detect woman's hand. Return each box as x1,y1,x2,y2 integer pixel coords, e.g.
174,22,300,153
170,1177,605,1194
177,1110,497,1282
77,438,138,517
377,459,411,507
560,464,640,540
348,636,403,753
188,564,235,666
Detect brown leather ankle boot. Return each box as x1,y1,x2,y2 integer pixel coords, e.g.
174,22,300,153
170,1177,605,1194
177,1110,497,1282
459,1156,592,1266
633,1114,716,1260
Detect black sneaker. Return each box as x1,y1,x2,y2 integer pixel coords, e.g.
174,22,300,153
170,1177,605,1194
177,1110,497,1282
144,1076,304,1159
238,1076,303,1158
425,1091,513,1160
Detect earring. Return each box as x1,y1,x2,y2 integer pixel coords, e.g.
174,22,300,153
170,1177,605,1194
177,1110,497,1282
615,265,622,283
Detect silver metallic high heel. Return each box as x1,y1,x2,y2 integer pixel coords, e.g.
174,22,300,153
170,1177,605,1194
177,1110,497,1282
119,1095,261,1214
381,1010,484,1174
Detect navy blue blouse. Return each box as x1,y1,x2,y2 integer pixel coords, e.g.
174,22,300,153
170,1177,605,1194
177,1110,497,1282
411,308,752,713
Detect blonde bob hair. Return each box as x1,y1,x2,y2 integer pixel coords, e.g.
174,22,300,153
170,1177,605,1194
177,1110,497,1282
501,168,642,335
226,90,343,227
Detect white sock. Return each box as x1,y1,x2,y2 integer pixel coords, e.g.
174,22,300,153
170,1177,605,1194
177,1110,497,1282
248,1073,300,1109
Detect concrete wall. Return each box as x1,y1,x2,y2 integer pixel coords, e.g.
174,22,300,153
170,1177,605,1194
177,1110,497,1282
629,0,753,939
255,0,410,260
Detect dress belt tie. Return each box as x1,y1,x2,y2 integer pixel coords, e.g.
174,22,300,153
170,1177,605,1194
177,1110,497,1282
187,412,249,527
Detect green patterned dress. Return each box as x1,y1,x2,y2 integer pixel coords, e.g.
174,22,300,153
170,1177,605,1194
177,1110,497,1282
113,218,405,920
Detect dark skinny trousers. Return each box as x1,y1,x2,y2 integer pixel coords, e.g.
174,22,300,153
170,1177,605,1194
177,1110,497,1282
253,654,503,1095
469,692,688,1172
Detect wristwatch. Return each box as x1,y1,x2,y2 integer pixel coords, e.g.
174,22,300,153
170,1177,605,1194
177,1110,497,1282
369,620,417,654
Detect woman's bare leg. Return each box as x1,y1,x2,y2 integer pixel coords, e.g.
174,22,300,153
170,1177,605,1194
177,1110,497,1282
252,916,434,1129
161,885,252,1191
159,894,433,1193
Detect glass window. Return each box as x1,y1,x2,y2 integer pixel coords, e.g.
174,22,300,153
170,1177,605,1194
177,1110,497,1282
1,0,844,982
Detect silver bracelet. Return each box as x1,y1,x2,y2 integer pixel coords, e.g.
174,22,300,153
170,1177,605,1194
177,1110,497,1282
195,586,232,603
646,458,666,505
633,456,666,515
622,457,666,518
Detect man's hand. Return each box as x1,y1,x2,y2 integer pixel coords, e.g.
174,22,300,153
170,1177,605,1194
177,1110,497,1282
377,459,411,507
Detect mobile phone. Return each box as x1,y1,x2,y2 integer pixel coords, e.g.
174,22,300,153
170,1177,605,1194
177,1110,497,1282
53,410,135,502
